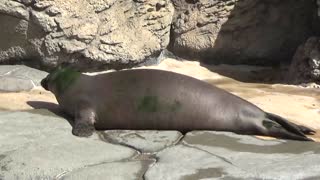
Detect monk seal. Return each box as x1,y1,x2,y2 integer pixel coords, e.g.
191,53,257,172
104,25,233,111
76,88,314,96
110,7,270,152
41,67,315,141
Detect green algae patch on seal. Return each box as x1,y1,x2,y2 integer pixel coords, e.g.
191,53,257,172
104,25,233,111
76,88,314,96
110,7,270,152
137,95,160,113
41,67,81,95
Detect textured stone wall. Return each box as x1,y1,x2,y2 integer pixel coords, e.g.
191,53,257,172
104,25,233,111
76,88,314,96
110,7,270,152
0,0,319,70
0,0,174,71
170,0,318,65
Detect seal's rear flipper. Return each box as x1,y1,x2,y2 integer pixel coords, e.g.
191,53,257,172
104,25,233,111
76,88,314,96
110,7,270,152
297,125,316,135
263,113,314,141
265,123,314,141
267,113,316,135
266,113,315,135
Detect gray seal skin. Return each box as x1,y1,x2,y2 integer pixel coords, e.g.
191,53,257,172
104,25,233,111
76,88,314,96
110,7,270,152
41,67,315,141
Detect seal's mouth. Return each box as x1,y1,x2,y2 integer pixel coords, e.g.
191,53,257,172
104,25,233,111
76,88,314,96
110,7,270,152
41,78,49,90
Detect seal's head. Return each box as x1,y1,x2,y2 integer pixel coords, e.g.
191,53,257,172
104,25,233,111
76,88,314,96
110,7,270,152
41,66,81,95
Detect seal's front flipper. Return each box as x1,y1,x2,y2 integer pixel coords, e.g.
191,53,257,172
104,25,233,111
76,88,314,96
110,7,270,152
72,122,95,137
72,104,96,137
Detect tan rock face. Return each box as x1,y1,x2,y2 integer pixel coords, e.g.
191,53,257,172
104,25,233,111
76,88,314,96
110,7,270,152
0,0,319,71
0,0,174,70
170,0,318,65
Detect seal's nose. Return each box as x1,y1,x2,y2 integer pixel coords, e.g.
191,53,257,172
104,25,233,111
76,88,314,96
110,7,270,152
41,78,48,90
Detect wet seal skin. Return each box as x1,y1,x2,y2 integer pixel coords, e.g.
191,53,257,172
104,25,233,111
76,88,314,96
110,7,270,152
41,67,315,141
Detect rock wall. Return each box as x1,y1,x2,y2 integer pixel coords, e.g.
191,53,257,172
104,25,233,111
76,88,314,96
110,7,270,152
0,0,174,71
170,0,318,65
0,0,319,70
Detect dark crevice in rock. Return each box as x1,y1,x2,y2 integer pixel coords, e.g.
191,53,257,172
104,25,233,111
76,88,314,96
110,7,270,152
30,4,52,12
42,48,163,72
155,3,165,11
0,11,29,21
141,157,157,180
2,57,42,72
12,0,36,7
185,0,199,4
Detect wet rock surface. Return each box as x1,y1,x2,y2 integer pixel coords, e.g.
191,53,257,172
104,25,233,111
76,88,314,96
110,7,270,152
144,144,251,179
0,65,47,92
0,110,137,179
1,110,320,179
183,131,320,179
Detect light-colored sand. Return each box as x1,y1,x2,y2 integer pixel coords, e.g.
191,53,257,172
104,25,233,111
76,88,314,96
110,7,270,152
0,89,57,111
1,58,319,140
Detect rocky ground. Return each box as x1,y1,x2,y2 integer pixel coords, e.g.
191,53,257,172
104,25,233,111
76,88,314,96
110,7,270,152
1,58,320,179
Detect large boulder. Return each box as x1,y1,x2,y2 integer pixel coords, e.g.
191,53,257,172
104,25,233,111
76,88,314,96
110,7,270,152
170,0,318,65
287,37,320,84
0,65,48,92
0,0,174,71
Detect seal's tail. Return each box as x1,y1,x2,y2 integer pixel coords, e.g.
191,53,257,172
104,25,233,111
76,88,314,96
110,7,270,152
264,113,315,141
